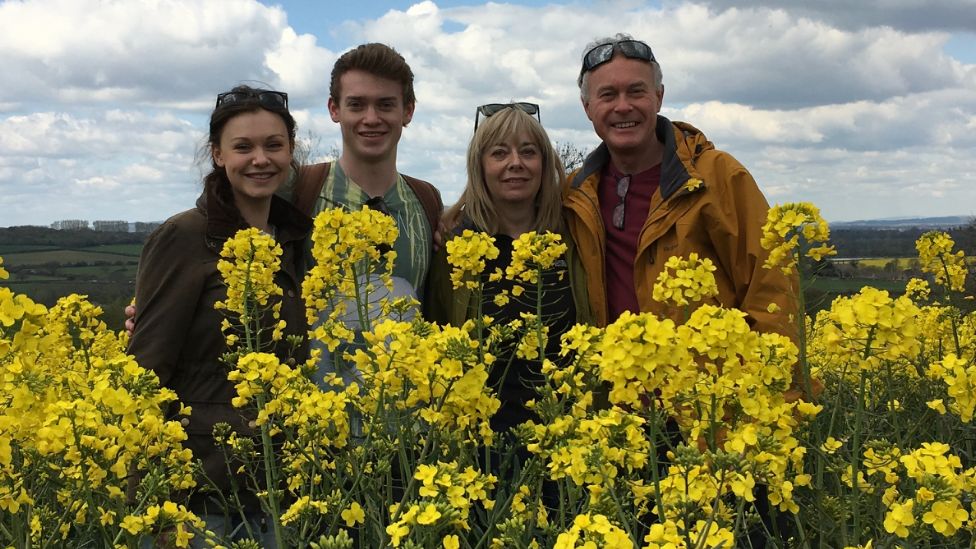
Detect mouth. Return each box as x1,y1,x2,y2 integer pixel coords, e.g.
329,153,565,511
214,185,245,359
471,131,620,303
245,172,278,181
360,131,386,139
612,121,638,129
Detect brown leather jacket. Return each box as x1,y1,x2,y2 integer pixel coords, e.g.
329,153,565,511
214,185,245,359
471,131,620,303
129,186,310,512
563,116,797,338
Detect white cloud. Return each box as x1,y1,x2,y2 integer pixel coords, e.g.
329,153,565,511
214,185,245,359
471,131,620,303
0,0,974,226
0,0,315,108
697,0,976,33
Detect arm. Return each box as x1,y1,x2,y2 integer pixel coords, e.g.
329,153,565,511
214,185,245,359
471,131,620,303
127,220,206,386
423,243,462,326
705,156,797,340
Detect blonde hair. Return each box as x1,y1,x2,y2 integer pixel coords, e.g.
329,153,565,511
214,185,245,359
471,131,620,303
445,106,565,235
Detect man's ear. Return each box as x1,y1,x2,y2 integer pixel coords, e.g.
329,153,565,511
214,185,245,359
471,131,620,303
582,96,594,122
328,97,340,123
403,101,415,127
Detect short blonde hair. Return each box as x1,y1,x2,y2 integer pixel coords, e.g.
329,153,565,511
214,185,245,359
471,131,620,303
445,106,565,235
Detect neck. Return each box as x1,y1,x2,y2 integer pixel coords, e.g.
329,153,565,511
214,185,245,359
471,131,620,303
608,137,664,175
235,196,273,233
495,200,535,238
338,153,399,198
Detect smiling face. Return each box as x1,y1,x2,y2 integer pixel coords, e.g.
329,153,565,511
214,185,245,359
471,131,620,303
482,131,543,207
212,109,292,206
582,54,664,159
328,69,415,165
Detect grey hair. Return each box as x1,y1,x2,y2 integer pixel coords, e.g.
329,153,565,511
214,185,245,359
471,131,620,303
578,33,663,100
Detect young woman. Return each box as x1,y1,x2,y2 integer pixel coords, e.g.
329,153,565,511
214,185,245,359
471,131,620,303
426,103,591,433
128,85,309,546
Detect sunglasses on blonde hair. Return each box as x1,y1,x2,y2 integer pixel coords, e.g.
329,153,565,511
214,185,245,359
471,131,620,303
474,102,541,131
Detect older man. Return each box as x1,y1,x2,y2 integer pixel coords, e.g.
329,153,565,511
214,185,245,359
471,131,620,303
563,33,794,335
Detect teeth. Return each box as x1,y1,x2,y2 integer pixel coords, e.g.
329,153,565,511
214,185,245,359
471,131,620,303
614,122,637,128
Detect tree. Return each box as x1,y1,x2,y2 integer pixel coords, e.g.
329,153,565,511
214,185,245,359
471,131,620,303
555,141,588,172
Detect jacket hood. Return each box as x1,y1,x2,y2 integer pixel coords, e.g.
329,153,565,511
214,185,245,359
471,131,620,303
571,115,714,200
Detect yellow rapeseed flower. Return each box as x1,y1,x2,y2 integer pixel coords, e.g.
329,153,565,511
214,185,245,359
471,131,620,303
761,202,836,274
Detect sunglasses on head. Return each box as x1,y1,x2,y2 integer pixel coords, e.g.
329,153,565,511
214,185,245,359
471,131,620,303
474,102,541,131
579,39,655,82
215,90,289,110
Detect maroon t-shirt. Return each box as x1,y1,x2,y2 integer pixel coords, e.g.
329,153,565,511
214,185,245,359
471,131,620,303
598,163,661,323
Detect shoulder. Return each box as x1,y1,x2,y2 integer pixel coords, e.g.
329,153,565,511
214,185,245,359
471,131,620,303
401,173,442,202
141,208,207,256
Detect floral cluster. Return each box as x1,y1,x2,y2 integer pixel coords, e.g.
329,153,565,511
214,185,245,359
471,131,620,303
386,461,497,547
505,231,567,285
553,513,632,548
302,206,399,348
215,227,283,316
916,230,968,293
351,319,501,444
761,202,836,273
214,227,288,351
651,252,719,307
0,286,199,547
446,229,499,290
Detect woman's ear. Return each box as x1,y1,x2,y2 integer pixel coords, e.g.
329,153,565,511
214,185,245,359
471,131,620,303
212,145,224,167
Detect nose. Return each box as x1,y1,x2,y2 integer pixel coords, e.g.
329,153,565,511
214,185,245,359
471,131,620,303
506,151,524,169
611,94,632,113
363,105,380,124
252,147,270,165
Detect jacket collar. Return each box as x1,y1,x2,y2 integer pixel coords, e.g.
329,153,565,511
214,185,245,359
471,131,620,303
570,115,696,201
195,186,312,248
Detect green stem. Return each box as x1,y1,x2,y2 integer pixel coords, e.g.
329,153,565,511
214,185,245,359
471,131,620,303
849,368,868,546
256,394,285,546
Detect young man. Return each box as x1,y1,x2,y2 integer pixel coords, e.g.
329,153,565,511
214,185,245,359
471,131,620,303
294,42,442,300
288,43,443,394
563,33,793,336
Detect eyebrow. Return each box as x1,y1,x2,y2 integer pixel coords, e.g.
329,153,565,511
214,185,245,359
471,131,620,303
344,95,398,103
227,133,288,141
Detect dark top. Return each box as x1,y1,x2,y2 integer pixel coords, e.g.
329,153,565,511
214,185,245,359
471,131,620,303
479,234,577,432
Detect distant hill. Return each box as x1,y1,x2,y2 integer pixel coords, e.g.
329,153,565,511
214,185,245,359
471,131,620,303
831,215,973,229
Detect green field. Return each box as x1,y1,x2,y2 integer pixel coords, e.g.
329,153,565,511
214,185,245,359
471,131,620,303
1,245,142,330
0,244,60,254
3,249,141,267
79,243,143,256
809,277,906,292
834,256,976,268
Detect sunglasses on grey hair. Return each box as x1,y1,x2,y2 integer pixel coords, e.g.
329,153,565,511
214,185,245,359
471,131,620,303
579,40,655,82
474,102,541,131
215,90,289,110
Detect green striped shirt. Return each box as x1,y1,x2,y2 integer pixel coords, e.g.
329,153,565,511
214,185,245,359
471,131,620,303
313,162,432,298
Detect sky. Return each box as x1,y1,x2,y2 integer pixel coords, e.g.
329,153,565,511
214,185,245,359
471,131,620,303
1,0,975,227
